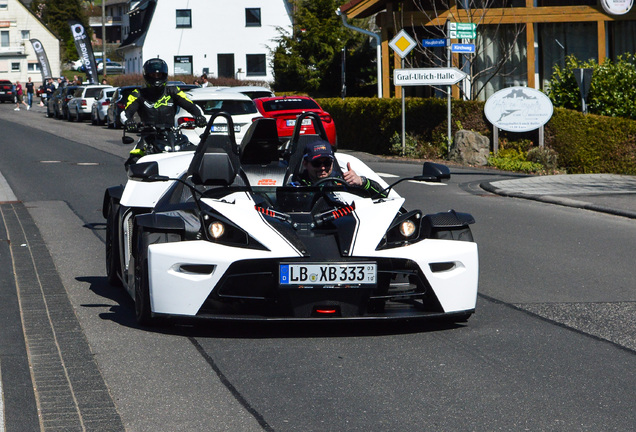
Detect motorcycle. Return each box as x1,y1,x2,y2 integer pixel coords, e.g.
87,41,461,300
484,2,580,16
122,122,197,165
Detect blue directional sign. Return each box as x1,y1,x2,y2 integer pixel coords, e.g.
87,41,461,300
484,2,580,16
451,43,475,53
422,38,447,48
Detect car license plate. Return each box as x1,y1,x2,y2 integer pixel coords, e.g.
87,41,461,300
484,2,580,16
280,263,377,286
210,124,241,132
285,118,312,127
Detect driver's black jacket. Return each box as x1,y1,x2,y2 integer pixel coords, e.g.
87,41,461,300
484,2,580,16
122,85,202,128
293,171,387,198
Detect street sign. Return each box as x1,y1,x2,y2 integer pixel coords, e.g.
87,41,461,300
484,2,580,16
449,22,476,39
450,22,476,32
389,29,417,59
393,67,467,86
451,43,475,53
450,30,476,39
422,38,447,47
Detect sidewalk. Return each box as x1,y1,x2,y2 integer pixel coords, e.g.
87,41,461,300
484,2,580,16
481,174,636,219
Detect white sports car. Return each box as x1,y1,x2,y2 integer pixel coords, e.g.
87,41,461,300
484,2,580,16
103,113,478,325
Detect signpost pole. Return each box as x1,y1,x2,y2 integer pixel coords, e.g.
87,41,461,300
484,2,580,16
447,22,452,157
401,58,406,156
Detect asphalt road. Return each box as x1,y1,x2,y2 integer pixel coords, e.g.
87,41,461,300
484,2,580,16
0,103,634,431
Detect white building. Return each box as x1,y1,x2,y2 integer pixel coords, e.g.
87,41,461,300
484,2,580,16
119,0,292,84
0,0,60,86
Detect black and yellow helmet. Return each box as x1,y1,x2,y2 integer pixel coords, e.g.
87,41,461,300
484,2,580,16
142,58,168,88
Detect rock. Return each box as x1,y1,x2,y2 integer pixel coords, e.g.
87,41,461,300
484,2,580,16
450,130,490,166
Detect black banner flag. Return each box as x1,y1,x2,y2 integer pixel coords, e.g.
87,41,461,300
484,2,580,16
29,39,53,82
68,20,99,84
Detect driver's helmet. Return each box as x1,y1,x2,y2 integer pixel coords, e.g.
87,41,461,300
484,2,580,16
142,58,168,89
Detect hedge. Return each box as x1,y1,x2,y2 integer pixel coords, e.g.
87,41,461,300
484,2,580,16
317,97,636,175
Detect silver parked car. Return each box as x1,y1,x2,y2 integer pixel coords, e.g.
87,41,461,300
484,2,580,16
91,87,116,125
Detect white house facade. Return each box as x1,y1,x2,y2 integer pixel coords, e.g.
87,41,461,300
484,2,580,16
0,0,60,86
119,0,293,84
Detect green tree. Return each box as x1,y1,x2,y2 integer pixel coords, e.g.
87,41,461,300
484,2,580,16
31,0,91,62
272,0,376,96
547,54,636,119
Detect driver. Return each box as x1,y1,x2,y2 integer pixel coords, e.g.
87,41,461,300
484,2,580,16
294,138,386,197
121,58,207,165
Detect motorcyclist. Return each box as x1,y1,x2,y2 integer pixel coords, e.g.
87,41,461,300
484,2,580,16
121,58,206,166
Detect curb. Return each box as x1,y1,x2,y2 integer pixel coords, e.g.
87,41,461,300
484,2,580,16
480,182,636,220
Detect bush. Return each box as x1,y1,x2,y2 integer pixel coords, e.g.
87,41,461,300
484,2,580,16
389,132,444,159
547,54,636,119
527,147,559,171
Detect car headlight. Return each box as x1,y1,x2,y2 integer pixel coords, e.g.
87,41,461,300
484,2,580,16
200,211,268,250
208,221,225,239
399,220,417,238
377,210,422,250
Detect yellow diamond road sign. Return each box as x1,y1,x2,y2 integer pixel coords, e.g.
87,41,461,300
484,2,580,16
389,29,417,59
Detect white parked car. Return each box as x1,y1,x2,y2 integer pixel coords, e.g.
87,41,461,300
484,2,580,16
216,86,274,100
67,85,113,121
91,87,116,125
175,88,261,144
98,61,125,75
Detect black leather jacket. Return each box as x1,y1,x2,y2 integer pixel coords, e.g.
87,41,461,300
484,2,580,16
123,85,202,127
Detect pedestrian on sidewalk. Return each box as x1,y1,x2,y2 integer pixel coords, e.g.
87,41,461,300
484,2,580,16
14,81,29,111
25,77,35,109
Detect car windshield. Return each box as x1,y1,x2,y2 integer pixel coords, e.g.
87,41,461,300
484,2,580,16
195,99,257,115
261,98,319,112
86,88,104,98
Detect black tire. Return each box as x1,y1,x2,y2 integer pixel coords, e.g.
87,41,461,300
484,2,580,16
134,242,153,326
106,200,123,287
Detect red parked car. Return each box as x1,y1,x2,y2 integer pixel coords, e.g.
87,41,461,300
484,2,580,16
253,96,337,146
0,80,15,103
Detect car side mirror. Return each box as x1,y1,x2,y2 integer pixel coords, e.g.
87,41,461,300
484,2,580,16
417,162,451,182
127,161,167,181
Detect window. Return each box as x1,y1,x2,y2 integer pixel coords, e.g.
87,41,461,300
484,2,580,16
218,54,235,78
1,31,9,47
11,62,20,71
245,8,261,27
21,30,30,40
246,54,266,76
0,0,7,10
176,9,192,28
28,63,40,72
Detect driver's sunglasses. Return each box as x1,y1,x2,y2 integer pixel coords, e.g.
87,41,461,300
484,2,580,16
310,158,333,169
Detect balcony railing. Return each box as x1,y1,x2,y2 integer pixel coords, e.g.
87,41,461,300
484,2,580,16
0,44,25,55
89,16,123,26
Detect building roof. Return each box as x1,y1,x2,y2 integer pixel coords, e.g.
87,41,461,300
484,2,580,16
339,0,388,19
119,0,155,50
